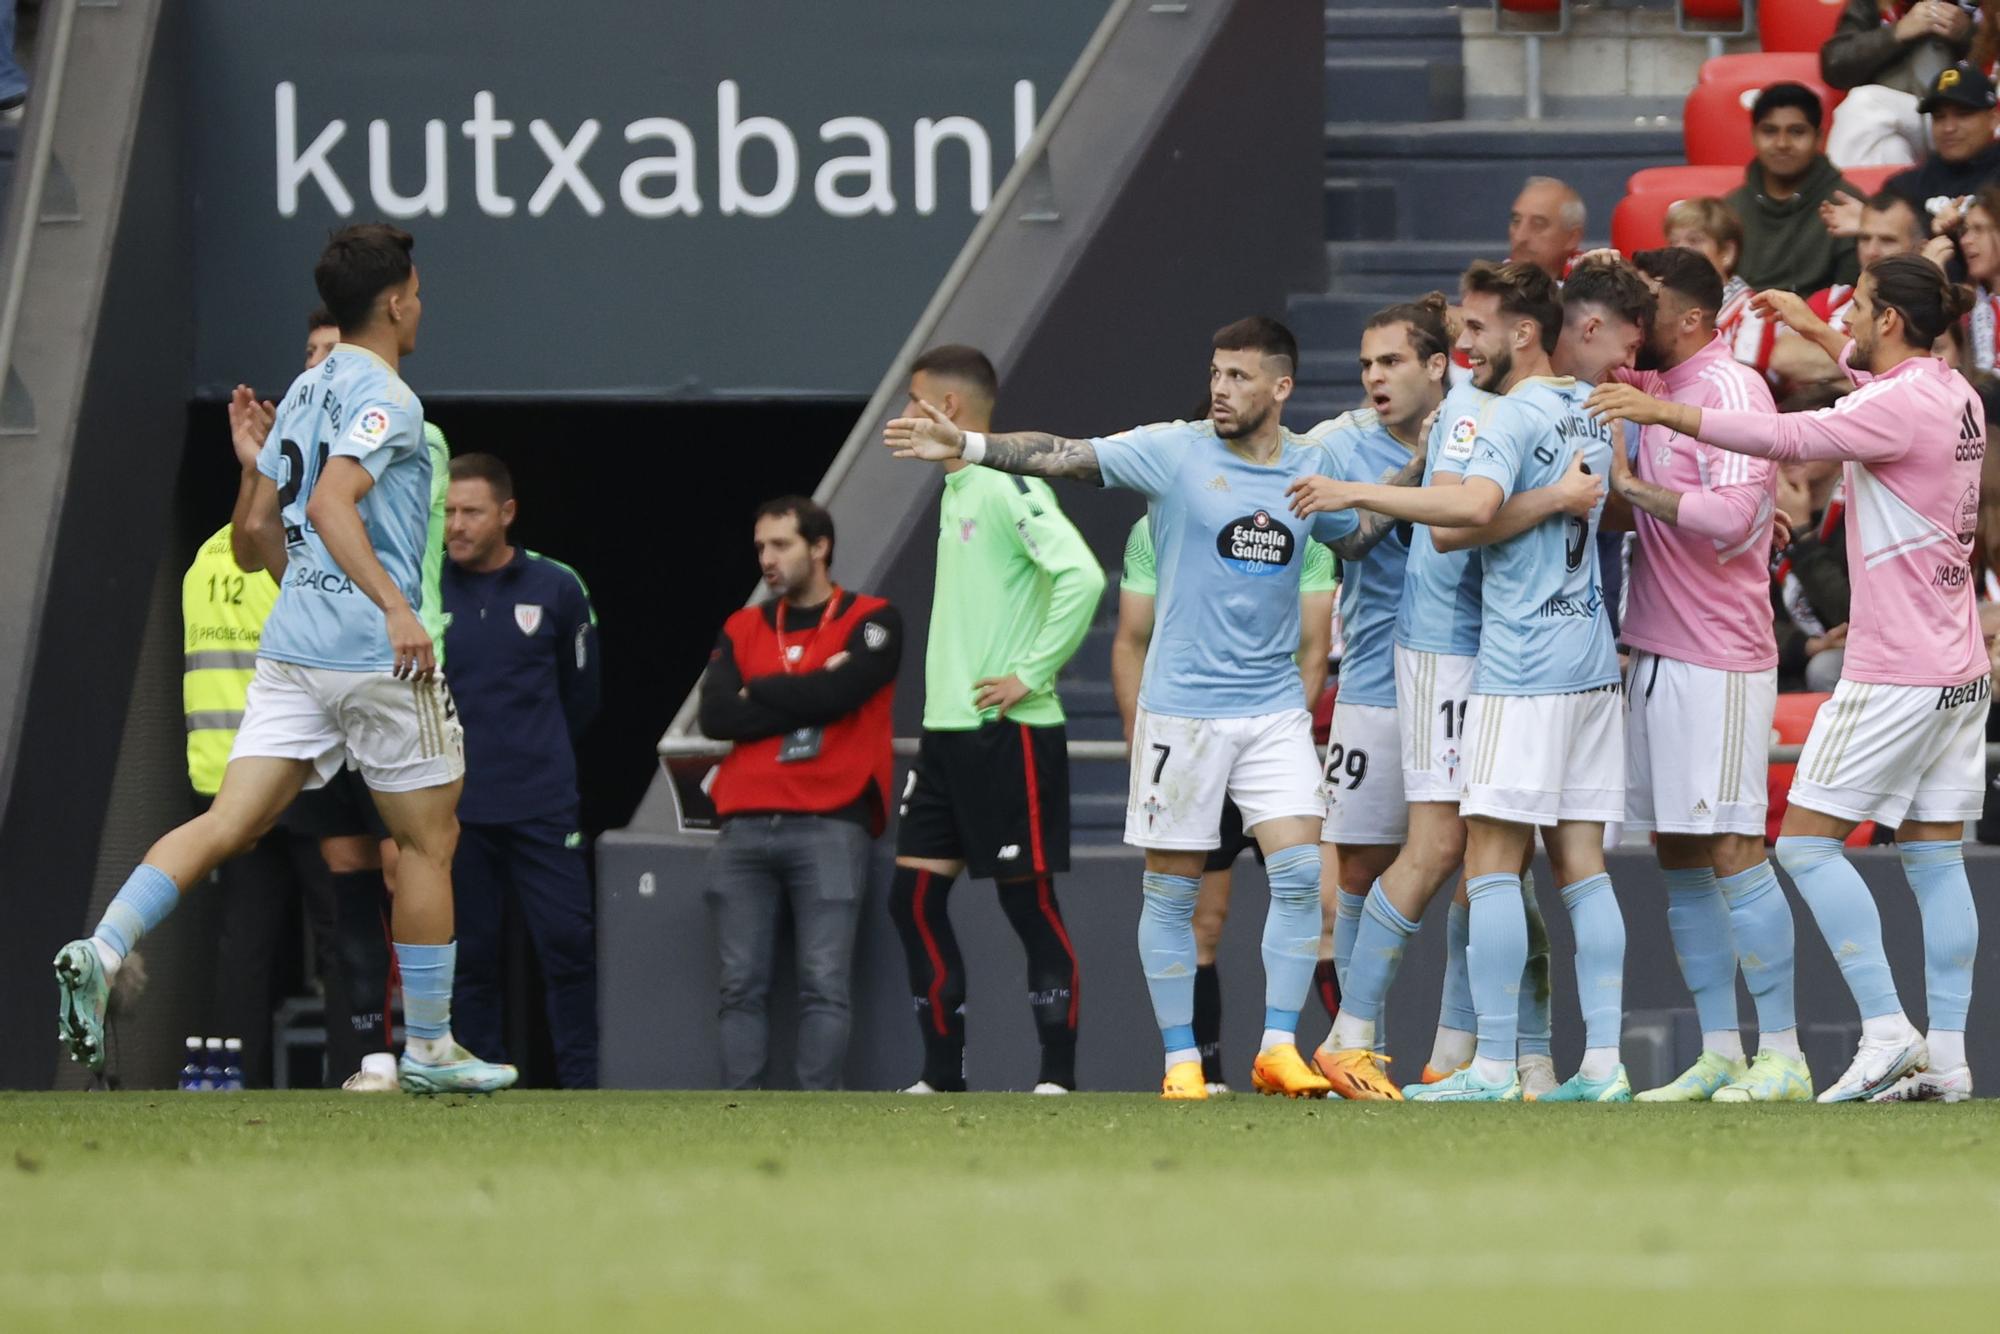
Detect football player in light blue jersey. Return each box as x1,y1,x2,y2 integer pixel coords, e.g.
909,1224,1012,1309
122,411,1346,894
887,317,1421,1099
1293,258,1651,1103
54,225,514,1096
1290,297,1445,1094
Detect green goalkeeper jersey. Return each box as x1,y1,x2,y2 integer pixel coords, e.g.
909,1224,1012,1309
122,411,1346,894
923,464,1106,731
419,421,451,664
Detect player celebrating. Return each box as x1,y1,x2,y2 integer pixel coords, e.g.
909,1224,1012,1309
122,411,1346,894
1295,260,1638,1102
1610,247,1808,1103
53,224,514,1095
1591,255,1988,1103
885,317,1415,1100
1308,296,1447,1070
889,345,1103,1095
1113,514,1336,1093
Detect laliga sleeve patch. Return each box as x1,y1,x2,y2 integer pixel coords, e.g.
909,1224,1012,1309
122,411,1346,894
346,407,394,454
1442,415,1479,462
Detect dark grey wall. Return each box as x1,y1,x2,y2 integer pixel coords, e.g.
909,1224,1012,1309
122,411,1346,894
186,0,1107,399
599,837,2000,1093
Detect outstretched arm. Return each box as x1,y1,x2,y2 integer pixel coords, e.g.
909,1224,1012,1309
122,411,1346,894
1327,447,1429,560
1288,472,1504,531
1752,289,1847,364
1432,452,1604,552
884,400,1100,482
1589,379,1906,465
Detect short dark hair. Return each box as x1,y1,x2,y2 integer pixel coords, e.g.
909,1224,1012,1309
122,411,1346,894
306,306,337,334
1364,291,1452,363
1633,246,1725,323
1562,256,1656,329
1461,260,1563,353
1864,190,1920,225
1751,82,1824,131
1211,316,1297,376
755,495,835,568
448,452,514,504
314,223,415,334
1868,253,1975,346
909,344,999,405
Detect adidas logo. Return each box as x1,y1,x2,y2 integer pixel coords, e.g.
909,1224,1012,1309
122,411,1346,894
1205,474,1230,491
1691,799,1710,817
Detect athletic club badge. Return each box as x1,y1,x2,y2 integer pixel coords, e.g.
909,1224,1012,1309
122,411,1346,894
514,604,544,636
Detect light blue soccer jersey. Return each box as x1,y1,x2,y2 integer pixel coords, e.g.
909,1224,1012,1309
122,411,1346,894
1094,420,1358,718
256,343,433,672
1303,410,1416,708
1395,381,1497,657
1459,377,1619,696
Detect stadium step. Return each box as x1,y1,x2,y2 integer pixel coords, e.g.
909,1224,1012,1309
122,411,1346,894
1325,57,1464,125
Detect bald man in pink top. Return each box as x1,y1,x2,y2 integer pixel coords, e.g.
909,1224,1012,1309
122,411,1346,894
1592,255,1988,1105
1603,247,1805,1104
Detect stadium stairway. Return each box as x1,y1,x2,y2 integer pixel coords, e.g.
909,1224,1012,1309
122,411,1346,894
1287,0,1685,423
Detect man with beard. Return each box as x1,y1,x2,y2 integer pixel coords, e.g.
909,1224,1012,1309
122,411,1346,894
885,318,1415,1100
1609,248,1809,1103
1293,261,1640,1102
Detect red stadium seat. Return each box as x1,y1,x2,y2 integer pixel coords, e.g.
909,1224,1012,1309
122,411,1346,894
1683,75,1842,166
1841,164,1900,195
1682,0,1745,20
1626,164,1743,197
1767,692,1876,845
1498,0,1564,11
1611,191,1679,255
1760,0,1845,54
1699,52,1822,86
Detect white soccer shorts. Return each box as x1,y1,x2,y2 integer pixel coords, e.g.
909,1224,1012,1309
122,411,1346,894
1460,685,1625,827
1624,651,1775,837
1321,701,1406,845
1125,706,1323,850
1395,646,1477,804
1789,676,1992,826
231,659,466,793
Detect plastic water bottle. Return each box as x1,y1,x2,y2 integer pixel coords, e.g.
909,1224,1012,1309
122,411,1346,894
221,1038,244,1092
178,1037,204,1092
202,1037,225,1091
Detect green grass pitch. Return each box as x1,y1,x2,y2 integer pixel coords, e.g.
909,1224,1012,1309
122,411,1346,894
3,1091,1998,1332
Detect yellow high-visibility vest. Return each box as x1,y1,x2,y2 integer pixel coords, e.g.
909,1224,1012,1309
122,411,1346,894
183,525,279,796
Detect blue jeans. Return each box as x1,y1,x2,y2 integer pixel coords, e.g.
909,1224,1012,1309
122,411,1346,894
0,4,27,105
707,813,870,1090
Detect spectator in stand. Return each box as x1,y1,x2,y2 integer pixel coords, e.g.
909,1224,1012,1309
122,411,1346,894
1726,84,1862,294
698,497,903,1090
1771,192,1928,384
1938,184,2000,370
1822,2,1986,166
1770,386,1852,693
440,454,602,1088
1508,176,1586,281
1829,62,2000,241
1664,197,1778,369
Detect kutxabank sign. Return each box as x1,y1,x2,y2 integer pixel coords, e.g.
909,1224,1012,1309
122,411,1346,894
191,0,1107,400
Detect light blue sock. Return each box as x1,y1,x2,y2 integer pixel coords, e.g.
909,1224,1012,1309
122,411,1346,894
1664,866,1739,1034
1331,889,1365,991
93,864,181,959
1466,873,1527,1063
1139,871,1201,1060
1900,840,1978,1032
1776,835,1901,1019
1440,901,1476,1032
1558,873,1627,1051
1517,873,1553,1058
395,941,457,1043
1259,845,1324,1040
1338,881,1417,1024
1718,860,1796,1032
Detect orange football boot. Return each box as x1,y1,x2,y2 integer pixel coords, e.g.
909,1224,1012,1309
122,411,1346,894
1250,1044,1333,1098
1161,1060,1209,1100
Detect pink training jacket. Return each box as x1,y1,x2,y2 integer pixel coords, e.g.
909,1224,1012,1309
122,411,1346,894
1695,345,1986,687
1615,334,1779,672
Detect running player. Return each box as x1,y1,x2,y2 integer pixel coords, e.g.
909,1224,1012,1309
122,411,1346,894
53,224,513,1094
886,317,1417,1100
1113,514,1335,1092
1304,296,1448,1083
1591,255,1988,1103
1295,260,1640,1102
1609,247,1809,1103
889,345,1102,1096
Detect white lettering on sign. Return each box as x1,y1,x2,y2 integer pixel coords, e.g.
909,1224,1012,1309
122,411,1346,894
273,79,1041,221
